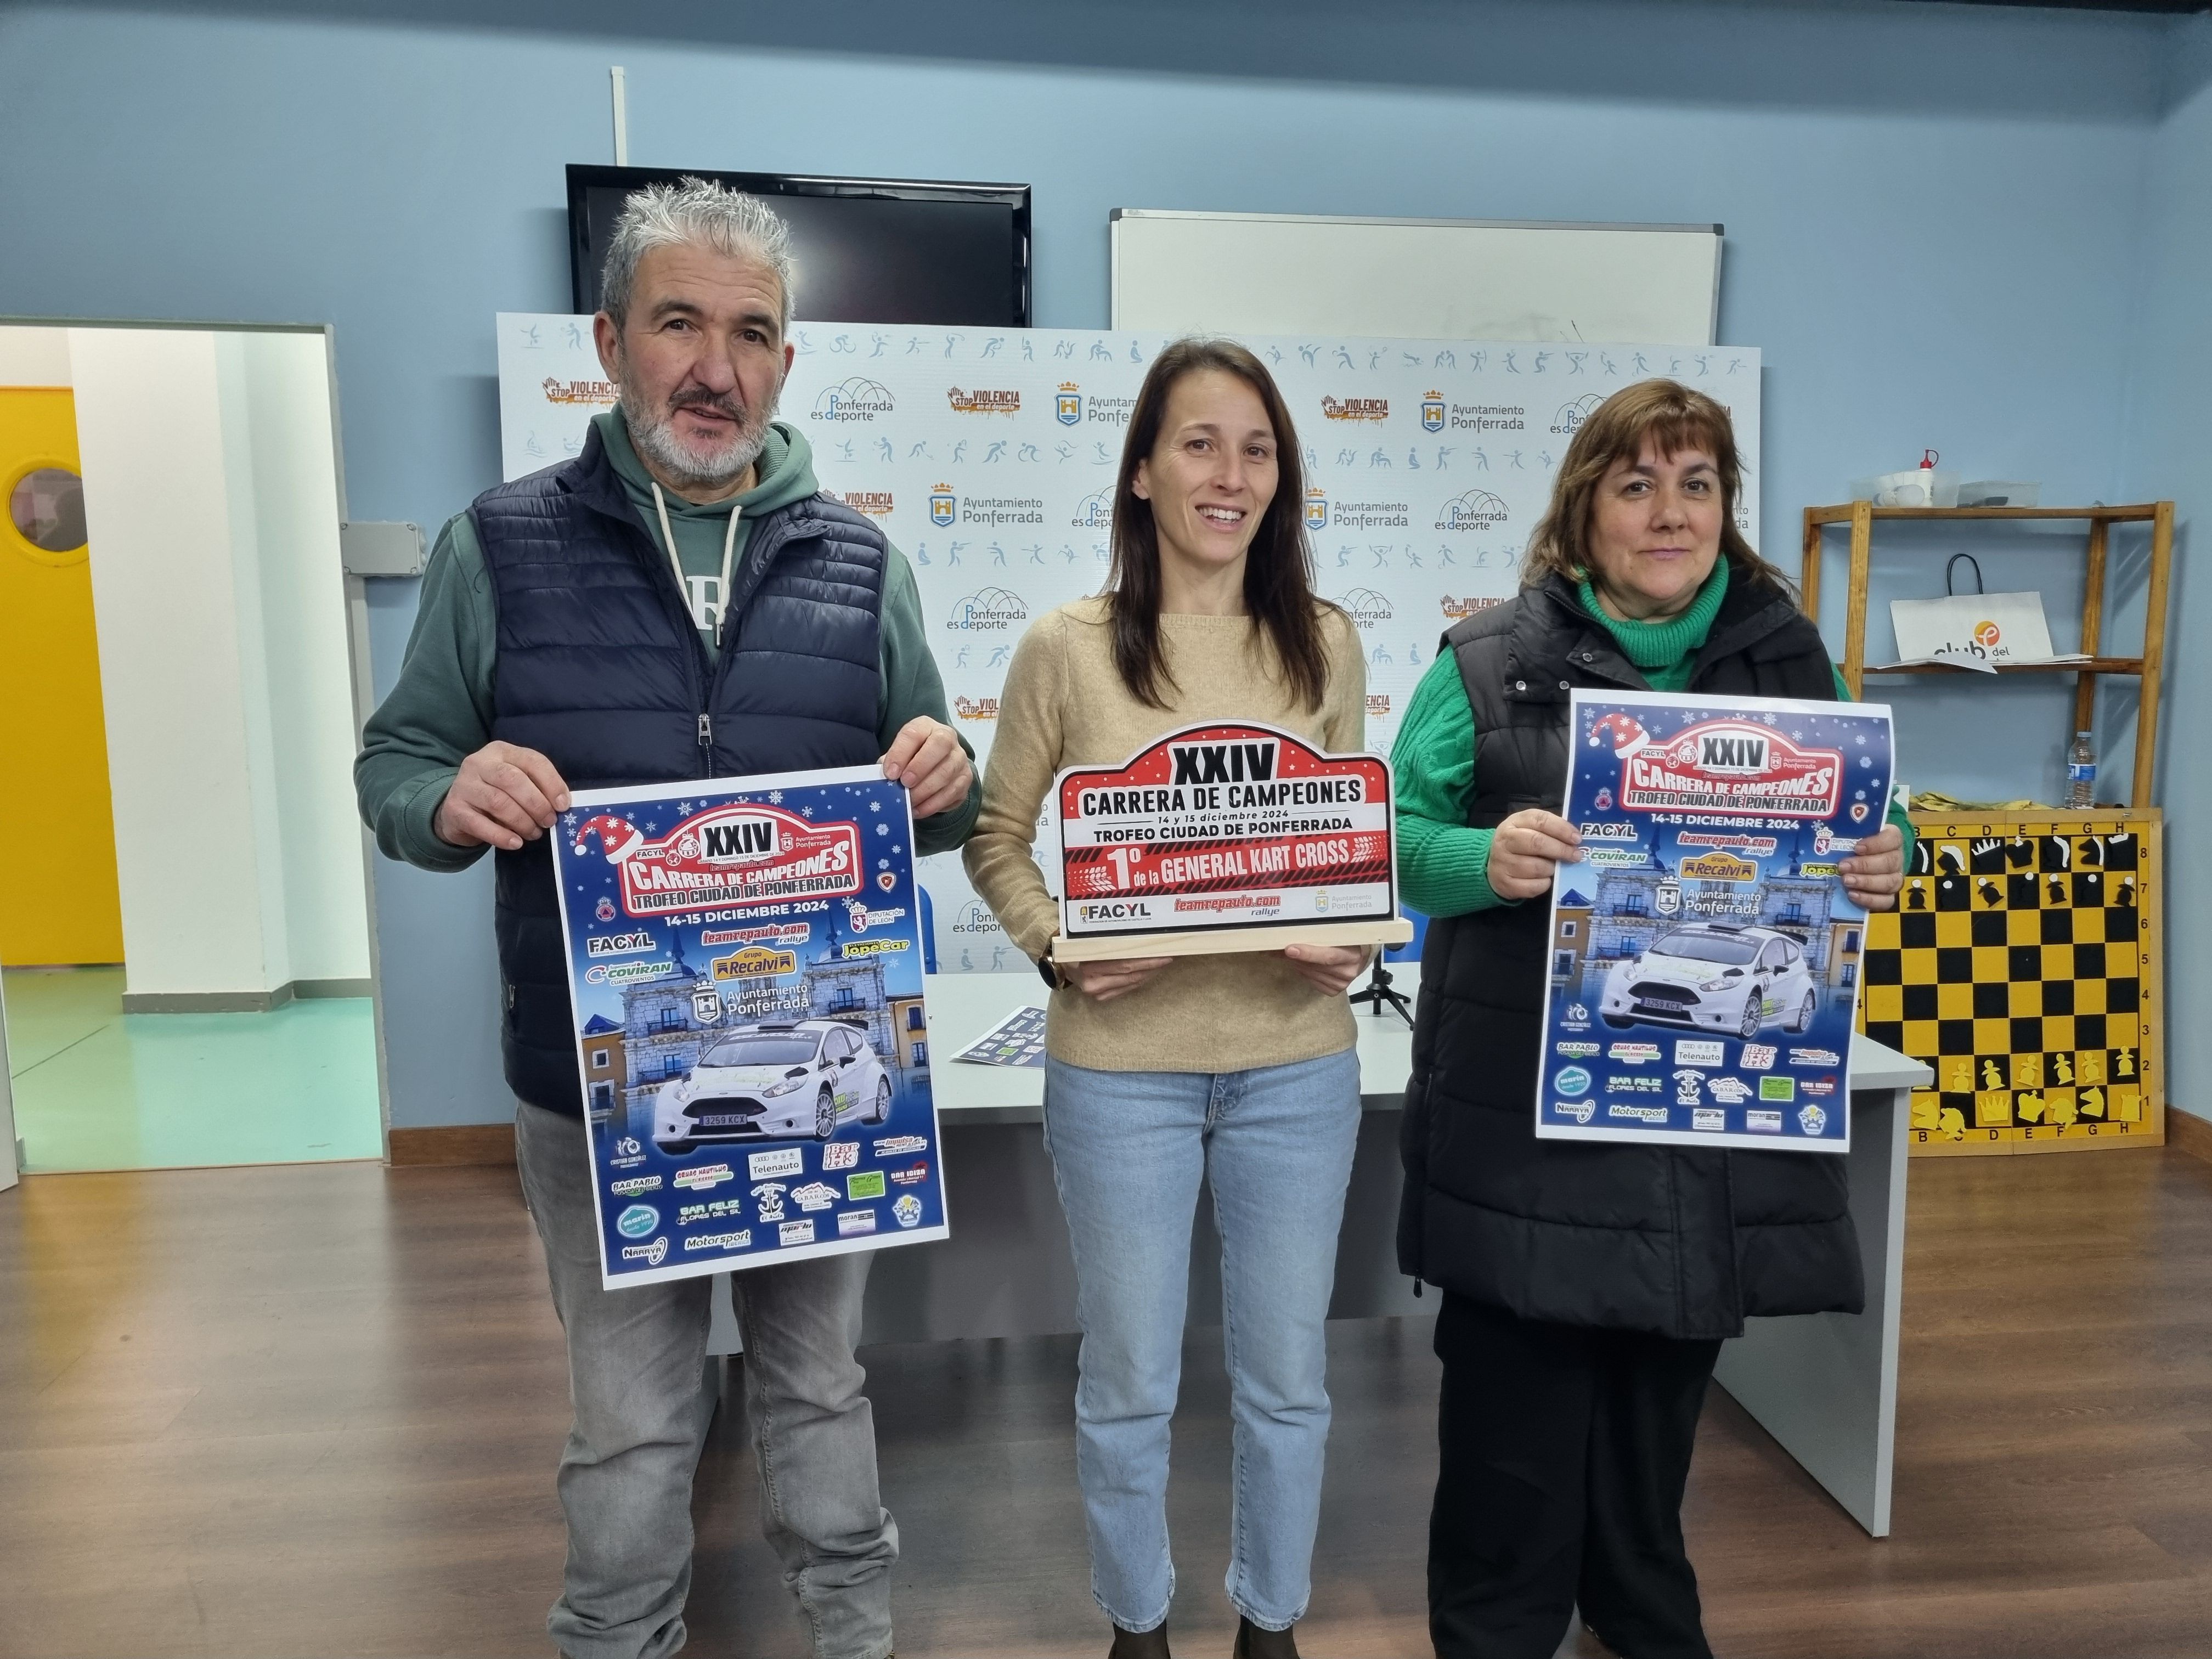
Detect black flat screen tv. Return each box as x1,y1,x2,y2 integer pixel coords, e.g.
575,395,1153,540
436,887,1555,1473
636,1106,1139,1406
566,166,1031,327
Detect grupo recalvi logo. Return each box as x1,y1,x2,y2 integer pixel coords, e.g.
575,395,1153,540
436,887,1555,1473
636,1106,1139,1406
811,377,895,422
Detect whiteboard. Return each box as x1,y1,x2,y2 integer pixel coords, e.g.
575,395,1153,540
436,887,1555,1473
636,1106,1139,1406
1110,211,1721,346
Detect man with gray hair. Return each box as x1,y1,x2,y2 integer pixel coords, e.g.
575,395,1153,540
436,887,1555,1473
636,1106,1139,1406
357,178,976,1659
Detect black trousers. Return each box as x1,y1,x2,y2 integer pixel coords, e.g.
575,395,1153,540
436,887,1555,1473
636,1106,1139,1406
1428,1293,1722,1659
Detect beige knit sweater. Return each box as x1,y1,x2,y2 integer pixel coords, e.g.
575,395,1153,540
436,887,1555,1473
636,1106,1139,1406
963,597,1368,1073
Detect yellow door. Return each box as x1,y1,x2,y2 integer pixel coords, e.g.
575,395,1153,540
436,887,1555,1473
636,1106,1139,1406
1,386,125,965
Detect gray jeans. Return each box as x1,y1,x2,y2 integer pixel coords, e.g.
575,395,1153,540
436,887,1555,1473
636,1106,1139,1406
515,1101,898,1659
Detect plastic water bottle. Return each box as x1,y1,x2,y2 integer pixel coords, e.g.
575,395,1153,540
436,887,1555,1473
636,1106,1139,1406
2066,731,2097,809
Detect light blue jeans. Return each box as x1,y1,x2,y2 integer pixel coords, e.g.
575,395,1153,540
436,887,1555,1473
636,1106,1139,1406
1042,1048,1363,1633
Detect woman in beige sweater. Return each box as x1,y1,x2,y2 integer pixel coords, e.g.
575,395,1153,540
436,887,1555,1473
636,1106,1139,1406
965,340,1370,1659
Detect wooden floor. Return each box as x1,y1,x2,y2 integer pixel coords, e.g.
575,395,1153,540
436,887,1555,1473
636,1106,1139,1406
4,1146,2211,1657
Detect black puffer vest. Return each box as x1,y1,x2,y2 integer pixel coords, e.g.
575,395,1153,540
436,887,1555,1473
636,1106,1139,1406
471,427,886,1115
1397,570,1864,1339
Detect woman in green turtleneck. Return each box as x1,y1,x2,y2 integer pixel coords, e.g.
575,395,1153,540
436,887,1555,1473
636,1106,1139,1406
1391,380,1908,1659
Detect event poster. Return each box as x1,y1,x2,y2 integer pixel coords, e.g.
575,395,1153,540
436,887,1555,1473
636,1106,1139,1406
550,766,948,1288
1049,721,1405,955
1537,690,1895,1153
495,314,1760,974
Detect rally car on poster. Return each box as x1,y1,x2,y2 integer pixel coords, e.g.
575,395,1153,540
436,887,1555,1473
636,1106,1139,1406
1599,923,1818,1039
654,1019,891,1152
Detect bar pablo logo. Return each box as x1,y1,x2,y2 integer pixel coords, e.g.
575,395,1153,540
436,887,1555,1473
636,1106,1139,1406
571,805,862,916
1588,712,1843,817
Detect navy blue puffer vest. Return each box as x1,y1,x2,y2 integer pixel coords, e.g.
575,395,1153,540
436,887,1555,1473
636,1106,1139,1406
471,426,886,1115
1397,569,1861,1339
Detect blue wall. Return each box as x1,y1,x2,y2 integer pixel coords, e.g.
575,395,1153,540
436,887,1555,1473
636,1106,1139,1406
1,1,2192,1126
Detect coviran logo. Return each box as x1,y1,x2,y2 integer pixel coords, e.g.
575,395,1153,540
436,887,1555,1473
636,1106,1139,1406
811,377,895,421
1365,693,1391,720
1070,488,1113,529
1441,595,1509,619
1056,383,1083,425
947,387,1021,415
1333,588,1393,629
953,696,1000,721
1420,390,1446,432
541,376,618,405
828,490,894,518
1303,489,1329,529
711,946,799,980
1321,395,1389,422
929,484,957,527
947,587,1029,631
1550,394,1605,436
1436,489,1511,532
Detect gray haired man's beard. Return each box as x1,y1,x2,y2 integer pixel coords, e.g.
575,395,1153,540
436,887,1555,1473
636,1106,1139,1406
621,381,778,492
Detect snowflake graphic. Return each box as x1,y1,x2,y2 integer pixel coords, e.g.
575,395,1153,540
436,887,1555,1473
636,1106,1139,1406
769,790,784,804
678,802,695,814
802,807,815,818
870,800,883,812
877,823,889,836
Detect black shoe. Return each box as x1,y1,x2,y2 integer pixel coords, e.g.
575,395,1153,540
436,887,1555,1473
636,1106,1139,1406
1110,1622,1171,1659
1232,1616,1298,1659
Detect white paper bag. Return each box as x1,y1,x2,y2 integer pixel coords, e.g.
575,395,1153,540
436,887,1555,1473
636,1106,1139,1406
1889,589,2057,667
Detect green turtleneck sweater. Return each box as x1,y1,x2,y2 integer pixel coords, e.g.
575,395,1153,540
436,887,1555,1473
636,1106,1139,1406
1392,558,1912,916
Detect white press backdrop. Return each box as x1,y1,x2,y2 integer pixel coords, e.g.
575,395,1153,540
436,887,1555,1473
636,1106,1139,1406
496,318,1760,970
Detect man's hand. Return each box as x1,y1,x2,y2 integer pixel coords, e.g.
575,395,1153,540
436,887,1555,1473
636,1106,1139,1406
1063,956,1175,1003
1841,823,1905,911
1487,809,1583,900
435,741,571,851
1283,943,1373,996
881,717,973,820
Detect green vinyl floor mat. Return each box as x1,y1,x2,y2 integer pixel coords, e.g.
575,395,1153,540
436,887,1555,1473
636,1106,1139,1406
3,966,382,1171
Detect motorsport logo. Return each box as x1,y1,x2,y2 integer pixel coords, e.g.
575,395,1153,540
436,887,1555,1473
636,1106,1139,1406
1320,394,1389,422
1435,489,1511,532
953,696,999,721
1588,712,1847,818
929,483,958,526
1447,402,1524,432
1552,1098,1598,1124
1056,382,1082,425
1331,499,1409,530
947,587,1029,630
685,1231,751,1251
571,802,864,915
811,377,895,421
1608,1103,1670,1123
540,376,617,406
1421,390,1446,432
1331,588,1393,630
1549,394,1605,436
959,495,1045,526
827,489,894,518
1441,596,1508,619
946,387,1021,415
1071,488,1113,529
1303,489,1329,529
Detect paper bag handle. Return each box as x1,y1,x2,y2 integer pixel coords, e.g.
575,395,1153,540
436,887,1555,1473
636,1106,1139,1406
1945,552,1984,597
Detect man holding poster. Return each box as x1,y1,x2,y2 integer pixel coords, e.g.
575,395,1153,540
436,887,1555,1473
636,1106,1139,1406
357,181,974,1659
1391,382,1909,1659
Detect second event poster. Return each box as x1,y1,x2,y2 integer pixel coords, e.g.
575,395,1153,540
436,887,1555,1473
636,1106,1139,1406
1538,690,1894,1153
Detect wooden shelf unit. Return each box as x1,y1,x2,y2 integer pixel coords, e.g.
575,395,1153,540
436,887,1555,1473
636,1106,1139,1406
1799,501,2174,806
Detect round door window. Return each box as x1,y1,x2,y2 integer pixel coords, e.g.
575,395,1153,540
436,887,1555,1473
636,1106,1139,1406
9,466,88,554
